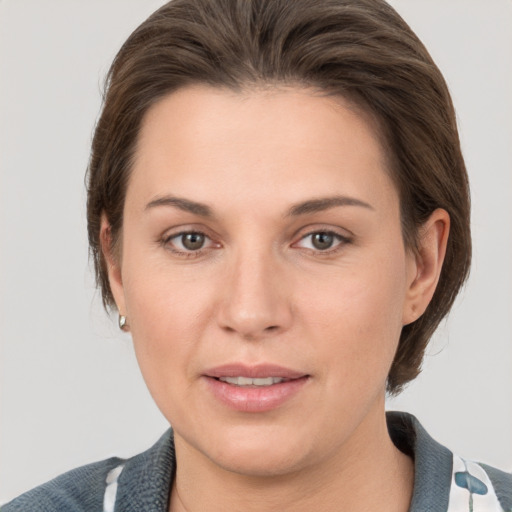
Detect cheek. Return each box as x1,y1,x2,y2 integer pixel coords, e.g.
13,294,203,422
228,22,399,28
120,252,218,393
124,283,213,423
305,248,408,382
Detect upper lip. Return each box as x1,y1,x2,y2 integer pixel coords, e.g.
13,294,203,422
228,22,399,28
204,363,308,380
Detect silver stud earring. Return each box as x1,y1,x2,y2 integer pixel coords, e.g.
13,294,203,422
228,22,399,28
119,315,129,332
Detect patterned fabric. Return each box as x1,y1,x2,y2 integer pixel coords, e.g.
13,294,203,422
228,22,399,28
3,412,511,512
447,455,505,511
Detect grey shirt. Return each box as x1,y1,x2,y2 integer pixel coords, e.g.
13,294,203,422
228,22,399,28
4,412,511,511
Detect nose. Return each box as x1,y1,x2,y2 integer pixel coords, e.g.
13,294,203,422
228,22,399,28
217,248,293,340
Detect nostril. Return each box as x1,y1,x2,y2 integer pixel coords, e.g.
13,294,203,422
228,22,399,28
265,325,279,332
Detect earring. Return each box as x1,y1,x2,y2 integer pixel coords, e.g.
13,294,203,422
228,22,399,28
118,315,129,332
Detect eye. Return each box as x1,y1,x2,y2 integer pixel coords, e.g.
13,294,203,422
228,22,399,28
294,231,349,252
163,231,217,254
179,232,206,251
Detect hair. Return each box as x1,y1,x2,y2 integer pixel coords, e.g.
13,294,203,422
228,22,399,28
87,0,471,394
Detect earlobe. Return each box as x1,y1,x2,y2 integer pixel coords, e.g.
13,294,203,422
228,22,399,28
100,214,127,317
402,208,450,325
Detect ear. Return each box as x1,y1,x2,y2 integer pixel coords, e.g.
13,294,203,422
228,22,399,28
402,208,450,325
100,214,127,320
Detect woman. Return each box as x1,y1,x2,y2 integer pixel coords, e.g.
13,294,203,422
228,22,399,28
3,0,511,511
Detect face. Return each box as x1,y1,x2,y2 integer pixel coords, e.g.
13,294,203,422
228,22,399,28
107,86,424,477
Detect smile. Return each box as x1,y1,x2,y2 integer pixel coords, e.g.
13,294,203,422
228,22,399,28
217,376,288,386
203,364,310,412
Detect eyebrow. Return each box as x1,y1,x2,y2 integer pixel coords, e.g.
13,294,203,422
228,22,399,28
144,194,373,218
145,195,213,217
286,196,374,216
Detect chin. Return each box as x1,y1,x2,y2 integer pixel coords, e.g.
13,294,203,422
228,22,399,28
212,445,307,478
195,423,314,478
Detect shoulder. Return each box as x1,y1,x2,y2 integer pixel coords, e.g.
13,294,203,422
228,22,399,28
387,411,512,512
477,463,512,512
2,429,176,512
2,456,124,512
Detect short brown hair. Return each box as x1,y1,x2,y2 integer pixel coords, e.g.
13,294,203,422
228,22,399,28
87,0,471,393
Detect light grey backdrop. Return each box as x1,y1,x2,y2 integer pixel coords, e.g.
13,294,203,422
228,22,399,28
1,0,511,504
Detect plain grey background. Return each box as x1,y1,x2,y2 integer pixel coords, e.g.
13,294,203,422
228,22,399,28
1,0,511,504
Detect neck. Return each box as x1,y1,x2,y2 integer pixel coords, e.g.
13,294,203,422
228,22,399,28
169,407,414,512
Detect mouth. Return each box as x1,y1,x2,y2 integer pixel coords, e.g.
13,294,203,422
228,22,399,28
205,363,308,381
203,364,310,412
216,376,293,386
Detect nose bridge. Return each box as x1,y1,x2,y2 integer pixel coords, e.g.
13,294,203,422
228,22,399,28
218,241,292,338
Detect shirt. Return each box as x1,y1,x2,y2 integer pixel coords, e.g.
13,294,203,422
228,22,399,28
4,412,511,511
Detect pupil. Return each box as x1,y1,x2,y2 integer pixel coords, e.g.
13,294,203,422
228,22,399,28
312,232,333,250
182,233,205,250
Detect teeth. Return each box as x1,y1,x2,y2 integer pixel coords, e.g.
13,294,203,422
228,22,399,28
218,376,286,386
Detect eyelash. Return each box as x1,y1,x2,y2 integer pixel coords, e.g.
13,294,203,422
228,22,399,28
160,229,352,258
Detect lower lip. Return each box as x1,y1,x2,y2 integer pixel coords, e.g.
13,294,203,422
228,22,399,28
204,376,309,412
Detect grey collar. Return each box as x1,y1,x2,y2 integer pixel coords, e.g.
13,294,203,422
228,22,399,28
114,412,453,512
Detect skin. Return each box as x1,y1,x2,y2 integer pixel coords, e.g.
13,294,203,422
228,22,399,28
103,85,449,512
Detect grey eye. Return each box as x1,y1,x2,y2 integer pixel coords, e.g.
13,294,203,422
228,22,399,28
294,230,348,252
311,232,335,250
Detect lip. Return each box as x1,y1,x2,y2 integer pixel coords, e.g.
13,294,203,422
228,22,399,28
204,363,307,380
203,363,310,412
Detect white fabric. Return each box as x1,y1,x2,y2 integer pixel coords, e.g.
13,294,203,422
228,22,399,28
103,464,125,512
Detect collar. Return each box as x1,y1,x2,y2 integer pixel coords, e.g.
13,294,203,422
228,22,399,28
111,412,508,512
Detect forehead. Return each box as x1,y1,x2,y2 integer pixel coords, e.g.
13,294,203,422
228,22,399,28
129,85,398,215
